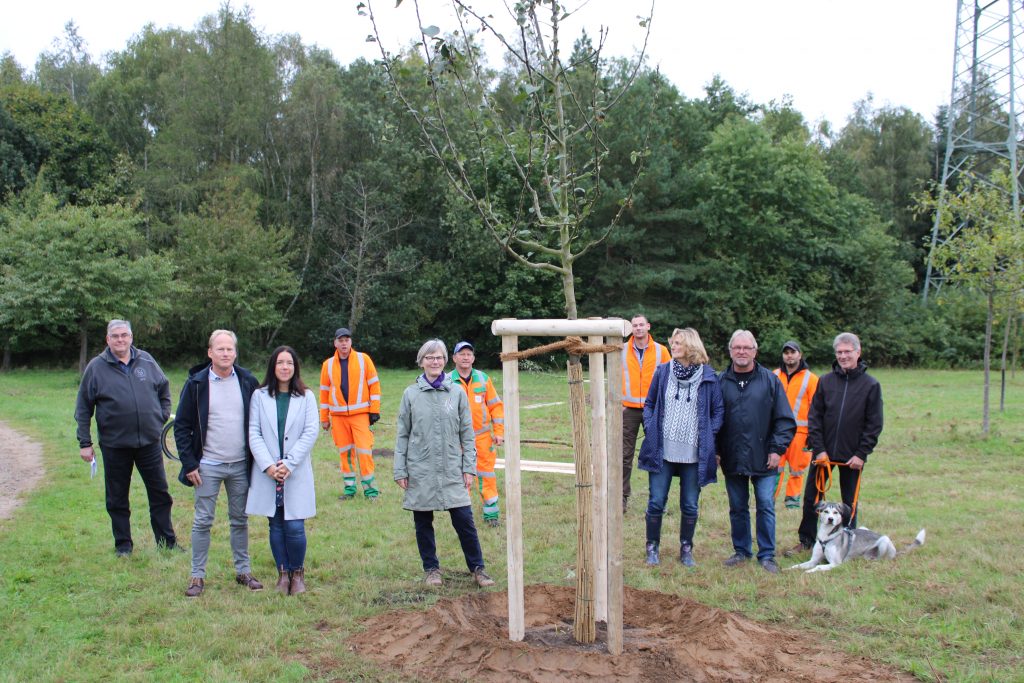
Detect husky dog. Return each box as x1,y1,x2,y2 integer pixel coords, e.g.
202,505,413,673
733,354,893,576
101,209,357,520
787,502,925,573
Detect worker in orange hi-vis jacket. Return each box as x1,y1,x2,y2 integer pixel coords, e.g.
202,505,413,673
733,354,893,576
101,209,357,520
449,341,505,527
621,314,671,514
319,327,381,501
772,340,819,509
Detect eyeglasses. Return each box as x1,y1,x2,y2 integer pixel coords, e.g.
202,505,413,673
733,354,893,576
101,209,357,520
423,355,445,362
730,346,755,352
109,333,132,340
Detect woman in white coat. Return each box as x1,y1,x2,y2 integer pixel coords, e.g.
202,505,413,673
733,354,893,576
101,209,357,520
246,345,319,595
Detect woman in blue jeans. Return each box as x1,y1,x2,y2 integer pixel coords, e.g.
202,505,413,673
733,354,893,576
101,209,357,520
247,346,320,595
637,328,724,567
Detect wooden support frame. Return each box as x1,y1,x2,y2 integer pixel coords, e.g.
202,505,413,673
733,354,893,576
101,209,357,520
492,318,629,655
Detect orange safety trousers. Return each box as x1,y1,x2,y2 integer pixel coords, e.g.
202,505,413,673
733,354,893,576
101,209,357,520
779,431,811,498
330,413,378,497
473,433,500,521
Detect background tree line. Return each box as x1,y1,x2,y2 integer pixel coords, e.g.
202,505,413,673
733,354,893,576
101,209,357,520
0,7,1005,371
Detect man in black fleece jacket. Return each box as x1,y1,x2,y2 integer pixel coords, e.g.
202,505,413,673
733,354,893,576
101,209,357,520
786,332,884,555
75,319,179,556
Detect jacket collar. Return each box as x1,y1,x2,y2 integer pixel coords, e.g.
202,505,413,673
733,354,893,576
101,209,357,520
101,346,137,365
830,359,867,379
417,373,453,391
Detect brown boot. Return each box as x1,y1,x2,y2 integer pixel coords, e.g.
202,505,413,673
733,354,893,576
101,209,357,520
184,577,204,598
275,567,290,594
289,568,306,595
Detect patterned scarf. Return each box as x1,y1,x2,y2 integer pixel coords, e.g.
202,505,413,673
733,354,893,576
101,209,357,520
671,361,701,401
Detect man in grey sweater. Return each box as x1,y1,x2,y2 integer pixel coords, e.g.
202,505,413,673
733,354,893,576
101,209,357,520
174,330,263,597
75,319,179,557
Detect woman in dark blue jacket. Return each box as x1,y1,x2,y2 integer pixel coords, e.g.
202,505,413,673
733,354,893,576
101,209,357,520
638,328,724,567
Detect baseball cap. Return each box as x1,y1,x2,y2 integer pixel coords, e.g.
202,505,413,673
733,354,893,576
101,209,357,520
453,341,474,354
334,327,353,339
781,340,801,353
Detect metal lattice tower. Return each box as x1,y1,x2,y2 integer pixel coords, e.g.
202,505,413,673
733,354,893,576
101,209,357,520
923,0,1024,303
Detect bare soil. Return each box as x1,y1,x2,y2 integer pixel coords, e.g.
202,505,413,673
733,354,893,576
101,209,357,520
350,583,914,682
0,421,45,520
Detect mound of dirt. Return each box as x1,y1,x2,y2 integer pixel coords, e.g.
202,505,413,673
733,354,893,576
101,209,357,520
350,584,913,682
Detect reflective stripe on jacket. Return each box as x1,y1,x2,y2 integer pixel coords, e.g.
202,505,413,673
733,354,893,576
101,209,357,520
621,339,670,408
449,369,505,438
772,365,818,434
319,350,381,421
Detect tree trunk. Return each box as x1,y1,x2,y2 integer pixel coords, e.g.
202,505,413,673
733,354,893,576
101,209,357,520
983,288,993,435
2,341,10,372
567,358,594,644
79,321,89,374
999,302,1012,412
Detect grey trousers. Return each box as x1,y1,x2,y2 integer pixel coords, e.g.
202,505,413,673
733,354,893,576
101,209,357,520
622,407,645,503
191,460,251,578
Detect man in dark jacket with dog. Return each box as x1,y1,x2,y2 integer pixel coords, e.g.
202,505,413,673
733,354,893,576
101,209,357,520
785,332,884,557
717,330,796,573
174,330,263,597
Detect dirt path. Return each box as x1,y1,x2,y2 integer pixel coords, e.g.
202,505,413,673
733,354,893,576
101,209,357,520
0,421,46,520
349,584,915,682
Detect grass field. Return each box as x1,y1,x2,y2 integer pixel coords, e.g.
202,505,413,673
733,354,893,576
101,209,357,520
0,365,1021,682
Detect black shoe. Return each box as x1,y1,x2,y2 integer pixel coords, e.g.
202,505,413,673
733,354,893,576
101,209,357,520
161,542,186,553
759,558,780,574
115,548,132,558
723,553,751,567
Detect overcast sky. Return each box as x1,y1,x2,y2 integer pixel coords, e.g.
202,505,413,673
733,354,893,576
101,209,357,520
2,1,956,128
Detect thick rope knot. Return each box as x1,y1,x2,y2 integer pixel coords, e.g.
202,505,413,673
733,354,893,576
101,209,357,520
499,336,623,362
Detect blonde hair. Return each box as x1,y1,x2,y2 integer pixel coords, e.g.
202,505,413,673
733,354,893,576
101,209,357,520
208,329,238,348
669,328,709,365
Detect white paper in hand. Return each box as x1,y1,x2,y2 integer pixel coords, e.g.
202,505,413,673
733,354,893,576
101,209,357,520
90,458,98,479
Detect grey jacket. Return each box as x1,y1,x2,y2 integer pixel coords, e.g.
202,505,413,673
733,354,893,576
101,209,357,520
246,388,319,520
75,346,171,449
394,374,476,511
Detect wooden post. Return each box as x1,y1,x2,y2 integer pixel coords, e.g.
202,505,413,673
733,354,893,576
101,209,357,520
605,338,624,655
588,334,608,623
502,333,525,642
568,359,595,643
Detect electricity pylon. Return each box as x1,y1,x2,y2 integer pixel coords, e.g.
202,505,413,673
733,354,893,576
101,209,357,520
923,0,1024,303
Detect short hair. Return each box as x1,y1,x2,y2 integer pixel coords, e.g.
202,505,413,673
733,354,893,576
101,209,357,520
669,328,709,365
262,345,307,397
833,332,861,352
208,329,238,348
728,329,758,350
630,313,649,323
107,319,132,335
416,338,448,366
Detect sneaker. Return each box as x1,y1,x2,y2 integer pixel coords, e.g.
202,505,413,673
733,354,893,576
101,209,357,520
782,541,812,558
485,517,502,528
235,573,264,591
759,558,780,574
472,568,495,588
424,568,443,587
723,553,751,567
338,493,355,501
784,495,801,509
184,577,204,597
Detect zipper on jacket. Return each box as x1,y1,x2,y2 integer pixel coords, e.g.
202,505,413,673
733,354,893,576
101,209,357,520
830,375,850,457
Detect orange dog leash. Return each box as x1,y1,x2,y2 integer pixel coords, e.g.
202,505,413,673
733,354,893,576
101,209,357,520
813,456,864,519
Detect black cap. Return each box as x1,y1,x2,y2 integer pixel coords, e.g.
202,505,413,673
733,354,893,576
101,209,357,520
334,327,353,339
453,341,474,354
782,340,801,353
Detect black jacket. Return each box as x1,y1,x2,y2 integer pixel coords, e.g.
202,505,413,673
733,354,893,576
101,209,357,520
75,347,171,449
807,360,883,462
173,361,260,486
717,362,796,477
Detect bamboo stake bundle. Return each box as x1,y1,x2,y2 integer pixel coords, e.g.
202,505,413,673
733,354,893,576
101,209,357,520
567,358,595,643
